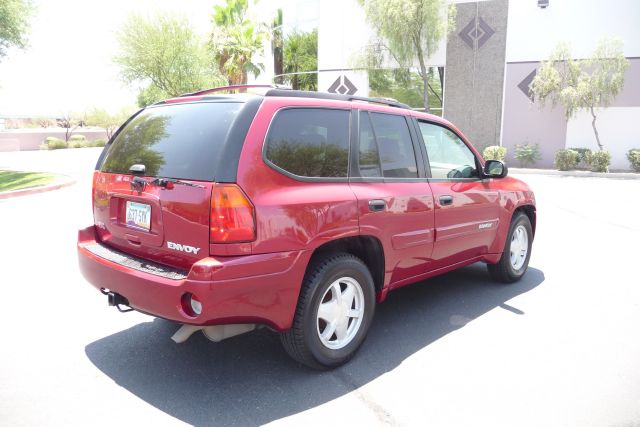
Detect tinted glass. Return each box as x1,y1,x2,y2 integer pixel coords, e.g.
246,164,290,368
370,112,418,178
101,102,243,181
419,121,478,179
358,112,382,177
265,108,350,178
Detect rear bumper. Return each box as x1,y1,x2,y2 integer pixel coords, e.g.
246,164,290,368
77,226,309,330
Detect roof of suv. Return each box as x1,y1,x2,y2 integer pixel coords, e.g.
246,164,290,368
156,85,412,110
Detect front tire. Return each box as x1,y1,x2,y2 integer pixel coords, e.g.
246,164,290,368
487,212,533,283
280,253,376,369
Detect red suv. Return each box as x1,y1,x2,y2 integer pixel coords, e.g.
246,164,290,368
78,86,536,369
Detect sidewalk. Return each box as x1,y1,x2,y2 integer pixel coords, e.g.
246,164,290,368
510,167,640,180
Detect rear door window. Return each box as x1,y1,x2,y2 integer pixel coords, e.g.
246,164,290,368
100,102,243,181
369,112,418,178
265,108,350,178
357,112,382,177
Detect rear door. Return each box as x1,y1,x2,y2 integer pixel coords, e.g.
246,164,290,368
415,119,500,269
349,110,435,287
93,101,247,270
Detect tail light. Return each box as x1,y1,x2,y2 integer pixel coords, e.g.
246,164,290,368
210,184,255,243
92,171,99,205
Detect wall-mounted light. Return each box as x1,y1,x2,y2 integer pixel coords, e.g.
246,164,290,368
538,0,549,8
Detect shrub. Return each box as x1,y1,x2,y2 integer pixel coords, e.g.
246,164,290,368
483,146,507,161
567,147,592,169
88,139,107,147
69,140,86,148
42,137,68,150
585,150,611,172
69,134,87,142
514,143,541,167
627,149,640,172
554,149,579,171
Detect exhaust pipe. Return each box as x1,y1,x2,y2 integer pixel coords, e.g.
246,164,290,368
171,324,256,343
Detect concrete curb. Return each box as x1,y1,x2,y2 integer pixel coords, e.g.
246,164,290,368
0,175,76,199
510,168,640,180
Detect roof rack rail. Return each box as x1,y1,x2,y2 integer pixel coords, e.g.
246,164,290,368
170,85,410,110
180,84,291,97
264,89,411,109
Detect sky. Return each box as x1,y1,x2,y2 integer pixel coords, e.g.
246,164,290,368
0,0,220,117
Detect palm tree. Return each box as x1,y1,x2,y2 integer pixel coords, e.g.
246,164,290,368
283,29,318,90
211,0,268,85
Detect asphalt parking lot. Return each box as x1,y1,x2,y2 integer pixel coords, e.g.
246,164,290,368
1,149,639,426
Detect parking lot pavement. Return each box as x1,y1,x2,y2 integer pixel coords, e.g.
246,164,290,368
0,150,639,426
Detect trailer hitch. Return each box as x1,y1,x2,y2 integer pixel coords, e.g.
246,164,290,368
100,288,134,313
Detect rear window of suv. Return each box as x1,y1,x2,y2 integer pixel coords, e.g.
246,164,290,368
264,108,350,178
100,102,243,181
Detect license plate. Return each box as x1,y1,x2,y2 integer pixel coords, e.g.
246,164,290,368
125,201,151,231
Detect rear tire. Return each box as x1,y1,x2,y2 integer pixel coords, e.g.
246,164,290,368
280,253,375,369
487,212,533,283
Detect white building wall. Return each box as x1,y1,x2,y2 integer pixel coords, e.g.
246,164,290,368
255,0,454,94
506,0,640,62
566,107,640,170
317,0,372,95
503,0,640,170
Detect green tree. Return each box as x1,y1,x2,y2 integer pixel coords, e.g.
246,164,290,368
272,9,283,79
283,29,318,91
101,115,169,177
56,112,83,142
85,107,134,140
211,0,268,85
115,13,224,107
0,0,34,60
368,68,442,112
359,0,455,112
530,38,629,152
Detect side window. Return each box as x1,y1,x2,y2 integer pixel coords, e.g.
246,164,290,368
418,121,478,179
265,108,350,178
369,112,418,178
357,112,382,177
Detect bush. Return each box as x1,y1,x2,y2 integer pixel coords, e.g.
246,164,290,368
585,150,611,172
88,138,107,147
627,149,640,172
42,137,68,150
567,147,592,169
554,149,579,171
483,146,507,161
69,140,86,148
514,143,541,167
69,134,87,142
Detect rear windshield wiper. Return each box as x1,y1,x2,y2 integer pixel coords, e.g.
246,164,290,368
153,177,205,189
130,176,205,191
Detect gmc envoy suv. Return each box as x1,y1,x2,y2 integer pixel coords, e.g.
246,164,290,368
78,85,536,369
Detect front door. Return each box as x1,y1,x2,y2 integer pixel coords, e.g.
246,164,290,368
415,119,500,270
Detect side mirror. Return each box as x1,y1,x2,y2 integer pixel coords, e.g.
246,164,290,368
483,160,508,178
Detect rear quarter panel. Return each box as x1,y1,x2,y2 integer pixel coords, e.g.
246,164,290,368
236,97,360,255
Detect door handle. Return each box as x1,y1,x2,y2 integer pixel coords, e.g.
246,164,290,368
439,195,454,206
125,233,142,245
368,199,386,212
